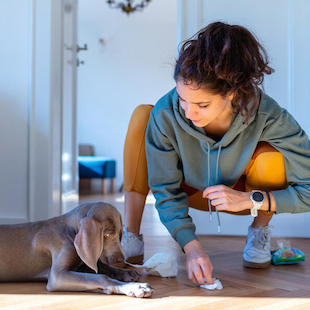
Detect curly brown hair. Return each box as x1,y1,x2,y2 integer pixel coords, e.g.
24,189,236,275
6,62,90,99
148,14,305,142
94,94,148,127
174,22,274,124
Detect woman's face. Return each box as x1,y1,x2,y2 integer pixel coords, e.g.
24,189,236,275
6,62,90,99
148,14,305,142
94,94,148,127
176,80,233,128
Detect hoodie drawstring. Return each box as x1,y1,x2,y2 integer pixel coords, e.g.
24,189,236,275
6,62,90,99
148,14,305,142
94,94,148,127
207,144,212,220
207,143,222,232
215,144,222,232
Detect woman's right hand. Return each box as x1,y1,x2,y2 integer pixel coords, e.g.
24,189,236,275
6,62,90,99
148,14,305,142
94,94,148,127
183,239,214,285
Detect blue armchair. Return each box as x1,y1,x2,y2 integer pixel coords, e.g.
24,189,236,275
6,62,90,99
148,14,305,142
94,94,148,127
78,144,116,194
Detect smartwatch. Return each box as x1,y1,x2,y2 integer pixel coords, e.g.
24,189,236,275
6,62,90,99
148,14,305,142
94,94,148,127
250,190,265,217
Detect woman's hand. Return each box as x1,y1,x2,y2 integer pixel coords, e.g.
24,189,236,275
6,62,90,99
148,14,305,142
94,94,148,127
183,239,214,285
203,185,251,212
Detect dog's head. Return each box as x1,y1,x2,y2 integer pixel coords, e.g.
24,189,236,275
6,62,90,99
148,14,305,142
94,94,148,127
73,202,124,273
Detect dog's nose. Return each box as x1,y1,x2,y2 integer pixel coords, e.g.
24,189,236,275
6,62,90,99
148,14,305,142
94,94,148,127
109,253,124,265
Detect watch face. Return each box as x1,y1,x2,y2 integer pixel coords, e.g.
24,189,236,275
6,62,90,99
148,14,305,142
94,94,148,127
253,191,264,202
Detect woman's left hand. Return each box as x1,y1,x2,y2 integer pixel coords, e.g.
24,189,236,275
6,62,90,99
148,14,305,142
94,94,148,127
202,185,251,213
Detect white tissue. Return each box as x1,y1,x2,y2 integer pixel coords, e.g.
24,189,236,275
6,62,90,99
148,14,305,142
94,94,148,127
126,252,178,277
200,278,223,290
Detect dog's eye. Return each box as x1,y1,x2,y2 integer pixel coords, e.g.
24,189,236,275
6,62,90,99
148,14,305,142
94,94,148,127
104,233,111,239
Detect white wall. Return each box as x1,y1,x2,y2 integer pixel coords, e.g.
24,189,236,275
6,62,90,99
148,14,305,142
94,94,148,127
77,0,177,190
0,0,31,222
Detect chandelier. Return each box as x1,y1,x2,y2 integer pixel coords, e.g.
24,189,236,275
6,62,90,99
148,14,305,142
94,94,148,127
106,0,152,15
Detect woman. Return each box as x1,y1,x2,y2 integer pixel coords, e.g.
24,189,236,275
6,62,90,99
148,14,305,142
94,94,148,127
121,22,310,286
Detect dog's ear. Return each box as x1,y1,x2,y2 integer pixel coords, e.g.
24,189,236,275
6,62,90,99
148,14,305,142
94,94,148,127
73,216,103,273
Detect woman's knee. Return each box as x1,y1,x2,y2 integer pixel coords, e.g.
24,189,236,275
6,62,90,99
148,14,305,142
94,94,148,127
128,104,154,134
245,142,288,191
123,105,154,196
124,104,154,155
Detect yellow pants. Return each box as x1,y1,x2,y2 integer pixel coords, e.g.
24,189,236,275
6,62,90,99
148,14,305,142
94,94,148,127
123,105,289,215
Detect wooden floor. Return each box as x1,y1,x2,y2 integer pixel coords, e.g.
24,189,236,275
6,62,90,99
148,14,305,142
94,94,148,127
0,193,309,310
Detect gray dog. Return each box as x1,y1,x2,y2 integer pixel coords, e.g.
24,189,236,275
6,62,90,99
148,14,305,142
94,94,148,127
0,201,153,298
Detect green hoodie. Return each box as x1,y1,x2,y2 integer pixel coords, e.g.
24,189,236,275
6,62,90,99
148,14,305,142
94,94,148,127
145,87,310,249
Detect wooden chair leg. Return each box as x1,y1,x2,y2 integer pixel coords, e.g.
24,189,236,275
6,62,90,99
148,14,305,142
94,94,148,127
79,179,92,194
110,178,115,194
102,179,107,195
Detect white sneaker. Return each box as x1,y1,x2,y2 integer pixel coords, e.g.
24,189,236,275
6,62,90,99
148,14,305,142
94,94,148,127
121,226,144,265
243,225,272,268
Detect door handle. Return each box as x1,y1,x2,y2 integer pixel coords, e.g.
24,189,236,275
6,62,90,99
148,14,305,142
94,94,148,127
77,44,88,53
77,58,85,67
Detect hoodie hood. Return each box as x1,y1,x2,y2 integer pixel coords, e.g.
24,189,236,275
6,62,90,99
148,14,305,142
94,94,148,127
172,87,260,148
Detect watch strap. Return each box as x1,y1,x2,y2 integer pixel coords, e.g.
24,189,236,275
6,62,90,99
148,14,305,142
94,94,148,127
265,190,271,213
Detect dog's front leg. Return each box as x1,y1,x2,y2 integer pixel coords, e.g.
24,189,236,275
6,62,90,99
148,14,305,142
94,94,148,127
47,247,153,297
47,269,153,297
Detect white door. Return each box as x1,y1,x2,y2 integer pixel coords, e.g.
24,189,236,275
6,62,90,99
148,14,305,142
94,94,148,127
0,0,79,223
32,0,79,218
178,0,310,237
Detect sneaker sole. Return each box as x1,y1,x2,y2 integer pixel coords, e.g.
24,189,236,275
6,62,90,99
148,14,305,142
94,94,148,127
243,259,271,269
126,254,144,265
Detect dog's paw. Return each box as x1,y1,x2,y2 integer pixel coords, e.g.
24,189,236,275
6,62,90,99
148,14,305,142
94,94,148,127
120,282,153,298
122,269,141,282
102,286,113,295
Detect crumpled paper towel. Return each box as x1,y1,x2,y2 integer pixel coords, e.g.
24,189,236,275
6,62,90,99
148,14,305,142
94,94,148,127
200,278,223,290
125,252,178,277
